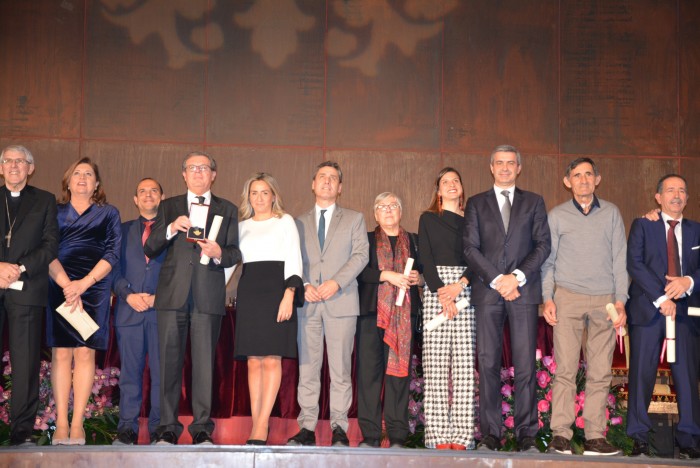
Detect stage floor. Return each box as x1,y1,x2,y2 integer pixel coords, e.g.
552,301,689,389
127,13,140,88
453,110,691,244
1,445,697,468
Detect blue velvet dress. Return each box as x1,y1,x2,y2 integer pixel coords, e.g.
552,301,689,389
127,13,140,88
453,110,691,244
46,203,121,350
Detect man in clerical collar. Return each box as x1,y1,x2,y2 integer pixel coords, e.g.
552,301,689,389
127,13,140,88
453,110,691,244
0,145,59,446
541,157,627,456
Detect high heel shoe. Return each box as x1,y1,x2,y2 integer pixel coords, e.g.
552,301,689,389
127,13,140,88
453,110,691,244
52,425,70,445
68,426,86,445
245,439,267,446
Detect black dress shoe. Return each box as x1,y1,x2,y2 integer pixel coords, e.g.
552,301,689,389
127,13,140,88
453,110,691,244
286,428,316,446
192,431,214,445
679,446,700,459
149,432,159,445
358,438,380,448
246,439,267,446
331,426,349,447
10,433,36,447
517,436,540,453
630,439,650,457
476,434,501,451
155,431,178,445
113,428,138,445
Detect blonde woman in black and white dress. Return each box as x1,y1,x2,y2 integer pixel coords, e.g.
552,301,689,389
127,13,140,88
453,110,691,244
235,172,303,445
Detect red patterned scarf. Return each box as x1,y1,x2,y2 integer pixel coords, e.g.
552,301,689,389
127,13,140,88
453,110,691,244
375,226,412,377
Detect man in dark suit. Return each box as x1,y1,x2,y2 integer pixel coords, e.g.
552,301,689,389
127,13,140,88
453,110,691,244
287,161,369,447
627,174,700,459
112,178,167,445
0,145,59,446
145,152,241,445
463,144,551,452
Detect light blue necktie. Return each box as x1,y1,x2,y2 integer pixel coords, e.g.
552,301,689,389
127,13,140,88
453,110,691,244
318,209,327,250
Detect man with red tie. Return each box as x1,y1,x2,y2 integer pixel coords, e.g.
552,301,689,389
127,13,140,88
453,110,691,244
627,174,700,459
112,178,166,445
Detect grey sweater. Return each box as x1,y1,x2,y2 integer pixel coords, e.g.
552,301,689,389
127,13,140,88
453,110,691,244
541,198,628,303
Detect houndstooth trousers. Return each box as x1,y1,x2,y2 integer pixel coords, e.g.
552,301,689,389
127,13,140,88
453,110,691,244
422,266,477,448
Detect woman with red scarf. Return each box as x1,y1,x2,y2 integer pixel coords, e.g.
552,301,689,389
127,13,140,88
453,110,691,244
356,192,423,448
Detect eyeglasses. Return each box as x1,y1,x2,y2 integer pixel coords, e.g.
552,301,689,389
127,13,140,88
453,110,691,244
186,164,212,173
1,158,30,166
375,203,400,212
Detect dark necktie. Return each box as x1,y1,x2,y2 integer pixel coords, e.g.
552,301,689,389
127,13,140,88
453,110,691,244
196,195,205,205
667,220,681,277
501,190,511,233
318,209,327,250
142,220,154,263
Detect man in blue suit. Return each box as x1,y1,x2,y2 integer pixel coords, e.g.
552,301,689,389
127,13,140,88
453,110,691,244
627,174,700,459
112,178,166,445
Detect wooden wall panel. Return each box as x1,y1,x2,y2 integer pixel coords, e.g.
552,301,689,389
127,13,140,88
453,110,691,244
80,141,196,221
207,1,325,147
328,151,441,233
680,1,700,156
442,0,559,154
560,0,678,156
325,1,444,150
681,158,700,222
206,147,322,218
0,0,83,137
82,1,208,142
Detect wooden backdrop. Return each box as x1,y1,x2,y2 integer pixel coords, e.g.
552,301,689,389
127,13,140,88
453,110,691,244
1,0,699,237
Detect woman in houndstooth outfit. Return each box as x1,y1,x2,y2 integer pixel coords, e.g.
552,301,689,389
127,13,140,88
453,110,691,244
417,167,477,450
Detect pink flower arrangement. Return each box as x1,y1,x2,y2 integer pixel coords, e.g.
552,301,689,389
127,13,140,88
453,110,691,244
575,416,585,429
504,416,515,429
537,399,550,413
0,351,120,443
536,370,551,389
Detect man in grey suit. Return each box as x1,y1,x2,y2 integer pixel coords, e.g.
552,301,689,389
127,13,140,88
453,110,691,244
288,161,369,447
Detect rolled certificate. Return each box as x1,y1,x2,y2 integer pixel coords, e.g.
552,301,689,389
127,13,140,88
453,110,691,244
395,258,414,306
425,297,470,332
688,306,700,317
199,215,224,265
666,315,676,363
605,303,627,336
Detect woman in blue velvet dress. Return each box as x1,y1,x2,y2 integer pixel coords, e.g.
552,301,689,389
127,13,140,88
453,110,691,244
47,158,121,445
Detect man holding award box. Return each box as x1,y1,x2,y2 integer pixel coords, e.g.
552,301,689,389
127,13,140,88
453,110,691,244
145,152,241,446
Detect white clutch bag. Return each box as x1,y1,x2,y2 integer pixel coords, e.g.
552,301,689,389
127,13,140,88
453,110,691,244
56,302,100,340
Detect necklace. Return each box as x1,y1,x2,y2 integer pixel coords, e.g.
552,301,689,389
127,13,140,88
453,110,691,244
4,195,18,248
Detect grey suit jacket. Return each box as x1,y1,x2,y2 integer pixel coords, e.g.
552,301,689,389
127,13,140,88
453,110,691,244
295,206,369,318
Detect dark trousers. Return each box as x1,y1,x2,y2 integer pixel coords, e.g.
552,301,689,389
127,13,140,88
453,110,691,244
0,300,43,439
355,314,412,444
627,308,700,449
475,302,539,440
116,319,161,435
156,306,222,438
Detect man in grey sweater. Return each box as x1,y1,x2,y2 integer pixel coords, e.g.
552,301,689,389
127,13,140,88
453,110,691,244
541,157,627,456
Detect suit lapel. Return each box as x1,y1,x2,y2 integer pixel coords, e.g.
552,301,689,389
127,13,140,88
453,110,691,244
305,208,322,256
681,219,695,275
11,186,36,233
323,207,343,254
654,218,669,275
485,190,506,236
0,187,7,242
131,220,147,266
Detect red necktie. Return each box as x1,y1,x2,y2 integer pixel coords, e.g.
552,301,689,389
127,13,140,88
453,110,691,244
142,220,154,263
666,220,681,277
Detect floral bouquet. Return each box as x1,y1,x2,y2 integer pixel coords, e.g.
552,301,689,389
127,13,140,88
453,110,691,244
0,351,120,445
499,350,631,454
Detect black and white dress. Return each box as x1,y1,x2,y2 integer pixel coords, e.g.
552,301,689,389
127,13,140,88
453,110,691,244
418,210,477,449
234,214,303,359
